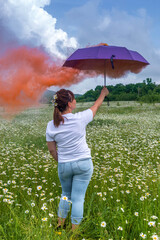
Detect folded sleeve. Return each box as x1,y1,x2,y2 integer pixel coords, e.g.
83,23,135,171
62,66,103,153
80,109,93,126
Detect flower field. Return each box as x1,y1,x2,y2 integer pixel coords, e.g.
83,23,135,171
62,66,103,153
0,102,160,240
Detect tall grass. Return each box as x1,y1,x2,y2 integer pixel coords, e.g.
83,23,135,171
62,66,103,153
0,102,159,240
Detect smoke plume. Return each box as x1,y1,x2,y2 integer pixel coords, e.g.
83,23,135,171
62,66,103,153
0,46,83,111
0,0,82,115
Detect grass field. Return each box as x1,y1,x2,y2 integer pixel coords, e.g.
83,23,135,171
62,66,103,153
0,102,160,240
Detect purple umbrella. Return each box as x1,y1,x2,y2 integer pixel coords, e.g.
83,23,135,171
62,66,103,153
63,43,149,85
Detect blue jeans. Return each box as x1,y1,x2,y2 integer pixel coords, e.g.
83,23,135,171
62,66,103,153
58,158,93,225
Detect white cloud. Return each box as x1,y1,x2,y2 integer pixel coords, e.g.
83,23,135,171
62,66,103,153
0,0,78,58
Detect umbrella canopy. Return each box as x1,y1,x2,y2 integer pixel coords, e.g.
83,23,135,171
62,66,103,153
63,43,149,85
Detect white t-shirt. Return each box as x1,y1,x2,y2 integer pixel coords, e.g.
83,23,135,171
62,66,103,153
46,109,93,163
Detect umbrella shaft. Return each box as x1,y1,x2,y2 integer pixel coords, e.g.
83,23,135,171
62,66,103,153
104,73,106,86
104,60,106,86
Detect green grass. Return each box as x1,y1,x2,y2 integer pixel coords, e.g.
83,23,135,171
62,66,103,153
0,102,160,240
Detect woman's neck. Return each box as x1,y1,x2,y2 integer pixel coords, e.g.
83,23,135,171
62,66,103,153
62,109,72,115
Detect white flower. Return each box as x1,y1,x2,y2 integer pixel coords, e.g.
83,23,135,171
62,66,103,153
49,213,54,217
41,204,48,211
145,192,151,197
42,217,48,221
101,221,106,227
37,186,42,191
97,192,102,197
148,221,155,227
140,232,146,239
62,196,68,201
25,210,29,214
134,212,139,216
151,234,159,240
151,216,158,219
117,226,123,231
53,94,57,100
31,203,35,207
49,198,54,202
140,196,145,201
3,188,8,194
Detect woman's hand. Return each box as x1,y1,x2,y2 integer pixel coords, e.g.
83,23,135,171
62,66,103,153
100,87,109,97
47,141,58,162
90,87,109,117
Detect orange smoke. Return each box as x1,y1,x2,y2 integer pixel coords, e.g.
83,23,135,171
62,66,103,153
0,46,83,111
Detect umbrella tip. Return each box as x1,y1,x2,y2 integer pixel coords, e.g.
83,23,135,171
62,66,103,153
97,43,109,46
89,43,109,47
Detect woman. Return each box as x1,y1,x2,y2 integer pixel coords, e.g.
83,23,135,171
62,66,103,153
46,87,109,231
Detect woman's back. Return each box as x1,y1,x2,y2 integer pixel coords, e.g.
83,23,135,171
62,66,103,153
46,109,93,163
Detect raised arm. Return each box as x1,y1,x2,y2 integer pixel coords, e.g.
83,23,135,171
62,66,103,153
90,87,109,118
47,141,58,162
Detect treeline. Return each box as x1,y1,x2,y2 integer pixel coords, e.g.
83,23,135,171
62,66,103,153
76,78,160,103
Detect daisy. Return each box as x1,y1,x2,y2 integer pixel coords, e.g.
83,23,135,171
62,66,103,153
148,221,156,227
37,186,42,191
151,216,158,219
140,232,146,239
117,226,123,231
49,213,54,217
140,196,145,201
62,196,68,201
134,212,139,216
145,192,150,197
42,217,48,221
3,188,8,194
97,192,102,197
41,204,48,211
151,234,159,240
101,221,106,227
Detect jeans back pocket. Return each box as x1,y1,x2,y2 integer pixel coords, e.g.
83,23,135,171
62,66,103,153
77,159,91,172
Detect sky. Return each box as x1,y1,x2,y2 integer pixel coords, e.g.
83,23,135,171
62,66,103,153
1,0,160,94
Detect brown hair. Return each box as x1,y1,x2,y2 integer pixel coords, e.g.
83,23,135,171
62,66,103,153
53,89,75,127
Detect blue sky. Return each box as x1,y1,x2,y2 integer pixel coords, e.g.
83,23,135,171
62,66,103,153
1,0,160,93
45,0,160,47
